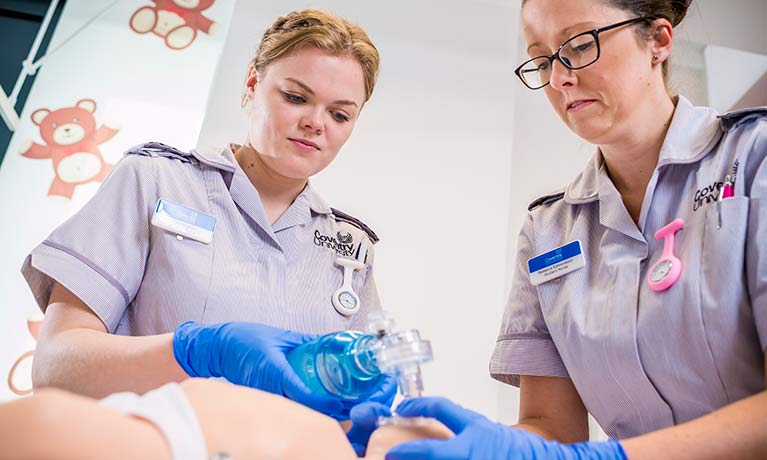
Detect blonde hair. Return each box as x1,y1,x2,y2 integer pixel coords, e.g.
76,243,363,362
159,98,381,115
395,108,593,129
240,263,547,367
253,9,380,102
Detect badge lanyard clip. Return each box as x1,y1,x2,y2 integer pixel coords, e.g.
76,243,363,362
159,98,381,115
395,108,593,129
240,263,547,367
332,258,366,316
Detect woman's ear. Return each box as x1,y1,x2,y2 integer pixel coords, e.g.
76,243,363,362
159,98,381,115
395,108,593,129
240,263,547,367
241,63,258,107
650,18,674,64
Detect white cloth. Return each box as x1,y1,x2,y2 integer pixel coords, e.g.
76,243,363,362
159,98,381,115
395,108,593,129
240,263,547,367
100,382,207,460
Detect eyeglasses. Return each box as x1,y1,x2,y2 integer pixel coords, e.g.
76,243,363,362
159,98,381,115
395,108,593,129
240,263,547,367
515,16,653,90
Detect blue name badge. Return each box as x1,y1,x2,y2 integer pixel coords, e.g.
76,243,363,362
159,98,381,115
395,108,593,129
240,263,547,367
151,199,216,244
527,240,585,286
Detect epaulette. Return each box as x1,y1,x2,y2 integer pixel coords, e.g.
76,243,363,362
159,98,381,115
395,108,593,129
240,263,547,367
330,208,379,244
125,142,198,164
718,107,767,131
528,192,565,212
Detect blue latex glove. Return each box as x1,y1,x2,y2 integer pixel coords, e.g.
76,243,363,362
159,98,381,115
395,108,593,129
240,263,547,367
386,397,628,460
173,321,343,417
337,373,398,422
347,401,393,456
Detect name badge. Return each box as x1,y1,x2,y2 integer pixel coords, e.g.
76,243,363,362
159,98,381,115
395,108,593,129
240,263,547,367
151,199,216,244
527,240,585,286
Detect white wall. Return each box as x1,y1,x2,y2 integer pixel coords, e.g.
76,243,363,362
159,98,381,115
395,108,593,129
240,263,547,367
198,0,519,418
705,45,767,112
684,0,767,55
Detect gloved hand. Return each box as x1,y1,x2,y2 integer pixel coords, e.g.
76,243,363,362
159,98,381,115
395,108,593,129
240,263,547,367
346,401,393,456
386,397,627,460
172,321,343,417
337,373,398,422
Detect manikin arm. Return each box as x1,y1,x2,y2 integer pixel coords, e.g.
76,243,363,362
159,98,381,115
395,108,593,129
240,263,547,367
0,388,171,460
0,377,459,460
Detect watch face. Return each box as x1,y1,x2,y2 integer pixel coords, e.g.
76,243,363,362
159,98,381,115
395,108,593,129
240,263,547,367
339,291,357,309
651,260,672,282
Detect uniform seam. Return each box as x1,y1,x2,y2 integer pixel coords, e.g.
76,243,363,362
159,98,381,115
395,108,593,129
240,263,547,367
198,165,217,322
144,154,161,261
601,273,645,436
41,240,130,305
699,203,741,404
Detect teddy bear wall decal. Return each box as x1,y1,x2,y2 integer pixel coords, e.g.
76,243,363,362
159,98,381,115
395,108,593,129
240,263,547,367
20,99,118,199
129,0,219,50
6,316,43,396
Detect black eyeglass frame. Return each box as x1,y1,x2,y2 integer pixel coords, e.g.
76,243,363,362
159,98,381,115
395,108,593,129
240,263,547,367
515,16,655,90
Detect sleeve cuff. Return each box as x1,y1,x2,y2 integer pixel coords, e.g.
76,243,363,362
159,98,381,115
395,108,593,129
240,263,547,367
21,242,129,333
489,334,569,387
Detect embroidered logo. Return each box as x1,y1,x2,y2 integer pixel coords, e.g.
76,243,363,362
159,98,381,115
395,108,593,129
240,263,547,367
693,180,723,211
337,231,353,244
314,229,355,257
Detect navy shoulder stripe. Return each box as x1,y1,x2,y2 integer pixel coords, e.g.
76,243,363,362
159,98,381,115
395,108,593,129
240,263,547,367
330,208,379,244
125,142,197,164
719,107,767,131
528,192,565,212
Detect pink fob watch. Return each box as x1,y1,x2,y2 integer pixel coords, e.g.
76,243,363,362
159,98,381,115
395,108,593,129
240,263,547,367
647,218,685,292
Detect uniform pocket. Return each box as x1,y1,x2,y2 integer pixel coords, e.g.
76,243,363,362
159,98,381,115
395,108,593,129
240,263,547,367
697,193,753,404
135,228,215,330
701,196,749,293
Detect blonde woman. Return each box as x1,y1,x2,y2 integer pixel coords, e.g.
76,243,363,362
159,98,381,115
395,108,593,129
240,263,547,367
23,9,394,421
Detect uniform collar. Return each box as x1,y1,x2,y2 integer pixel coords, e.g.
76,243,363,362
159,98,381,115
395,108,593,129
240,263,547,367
305,182,332,215
272,182,331,232
655,95,722,168
189,144,238,172
564,96,722,204
195,144,333,236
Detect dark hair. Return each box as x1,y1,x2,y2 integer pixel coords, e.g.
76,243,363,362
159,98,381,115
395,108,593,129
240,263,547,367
603,0,691,80
603,0,691,27
522,0,693,81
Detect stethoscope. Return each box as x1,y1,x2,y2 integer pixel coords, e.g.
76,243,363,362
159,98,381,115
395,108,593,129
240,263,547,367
647,218,684,291
332,238,370,316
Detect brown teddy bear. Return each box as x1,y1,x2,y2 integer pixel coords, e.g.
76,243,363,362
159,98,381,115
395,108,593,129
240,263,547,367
129,0,219,50
20,99,118,199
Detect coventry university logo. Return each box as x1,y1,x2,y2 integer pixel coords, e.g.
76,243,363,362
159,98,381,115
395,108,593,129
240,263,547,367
314,229,355,257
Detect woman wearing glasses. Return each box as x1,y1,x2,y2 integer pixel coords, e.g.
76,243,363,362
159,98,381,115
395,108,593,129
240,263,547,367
350,0,766,459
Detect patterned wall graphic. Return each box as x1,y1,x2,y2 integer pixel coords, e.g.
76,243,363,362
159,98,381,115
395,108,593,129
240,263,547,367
20,99,118,199
130,0,219,50
7,316,43,396
0,0,235,402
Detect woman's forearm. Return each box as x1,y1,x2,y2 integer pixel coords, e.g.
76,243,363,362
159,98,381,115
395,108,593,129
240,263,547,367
514,418,589,443
33,328,187,398
514,420,563,441
622,391,767,460
32,283,189,398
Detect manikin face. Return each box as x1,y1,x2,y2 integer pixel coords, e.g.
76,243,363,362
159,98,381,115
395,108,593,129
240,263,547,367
522,0,659,145
243,47,367,180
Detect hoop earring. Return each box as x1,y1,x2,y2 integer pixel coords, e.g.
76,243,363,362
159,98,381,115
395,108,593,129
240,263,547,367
241,93,249,108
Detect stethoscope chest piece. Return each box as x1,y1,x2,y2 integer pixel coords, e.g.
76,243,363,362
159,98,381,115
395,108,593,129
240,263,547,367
332,257,366,316
647,218,684,292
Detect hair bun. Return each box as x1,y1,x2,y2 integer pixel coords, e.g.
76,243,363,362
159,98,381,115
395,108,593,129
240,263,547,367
670,0,692,26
